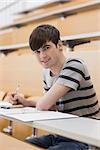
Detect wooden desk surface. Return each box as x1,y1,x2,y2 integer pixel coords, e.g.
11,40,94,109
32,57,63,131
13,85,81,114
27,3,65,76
0,132,42,150
33,117,100,148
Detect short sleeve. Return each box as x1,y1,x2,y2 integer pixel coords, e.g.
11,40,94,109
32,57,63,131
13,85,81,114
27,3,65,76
56,59,86,90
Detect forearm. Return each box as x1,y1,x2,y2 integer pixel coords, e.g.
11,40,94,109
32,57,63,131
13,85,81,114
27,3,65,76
22,99,37,107
24,96,43,107
36,83,70,110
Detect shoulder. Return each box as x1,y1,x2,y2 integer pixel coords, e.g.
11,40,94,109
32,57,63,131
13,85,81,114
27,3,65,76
63,58,87,71
66,58,85,65
60,57,89,79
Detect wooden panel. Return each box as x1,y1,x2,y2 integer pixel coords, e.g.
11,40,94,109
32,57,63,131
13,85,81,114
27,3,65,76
0,92,8,132
74,40,100,51
0,29,13,45
12,122,32,140
0,119,9,131
12,122,49,140
11,9,100,44
0,132,43,150
36,129,49,136
0,6,99,45
12,18,60,44
12,25,33,44
59,9,100,36
14,0,90,23
0,18,57,45
0,48,43,96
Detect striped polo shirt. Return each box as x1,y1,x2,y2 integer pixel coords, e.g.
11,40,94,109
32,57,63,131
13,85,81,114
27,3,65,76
43,58,100,119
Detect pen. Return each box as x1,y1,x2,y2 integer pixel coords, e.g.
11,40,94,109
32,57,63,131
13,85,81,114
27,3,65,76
14,84,20,104
1,106,10,109
15,84,20,95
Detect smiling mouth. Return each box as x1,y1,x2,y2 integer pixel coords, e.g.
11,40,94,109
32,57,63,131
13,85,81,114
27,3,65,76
41,59,50,64
42,61,48,64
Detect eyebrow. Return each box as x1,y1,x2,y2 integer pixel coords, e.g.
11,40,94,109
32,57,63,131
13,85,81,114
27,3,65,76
42,44,50,49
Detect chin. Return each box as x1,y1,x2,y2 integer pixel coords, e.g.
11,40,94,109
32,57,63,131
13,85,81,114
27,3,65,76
43,65,49,69
41,63,50,68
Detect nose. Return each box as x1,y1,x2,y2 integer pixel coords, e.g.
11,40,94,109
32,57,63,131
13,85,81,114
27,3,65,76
40,50,47,58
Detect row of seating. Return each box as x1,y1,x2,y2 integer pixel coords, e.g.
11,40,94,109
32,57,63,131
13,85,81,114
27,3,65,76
0,0,99,46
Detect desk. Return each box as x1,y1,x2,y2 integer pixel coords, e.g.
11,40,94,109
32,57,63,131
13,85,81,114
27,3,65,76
33,117,100,148
0,132,42,150
0,112,100,148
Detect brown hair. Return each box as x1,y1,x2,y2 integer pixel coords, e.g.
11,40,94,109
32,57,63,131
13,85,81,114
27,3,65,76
29,24,60,51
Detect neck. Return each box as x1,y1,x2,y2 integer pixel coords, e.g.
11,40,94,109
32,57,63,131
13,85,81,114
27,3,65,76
50,55,66,76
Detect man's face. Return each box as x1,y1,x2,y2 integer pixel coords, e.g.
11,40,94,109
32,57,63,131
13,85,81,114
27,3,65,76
33,41,63,69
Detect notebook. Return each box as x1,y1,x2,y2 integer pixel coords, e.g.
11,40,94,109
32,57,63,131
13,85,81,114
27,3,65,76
0,107,78,122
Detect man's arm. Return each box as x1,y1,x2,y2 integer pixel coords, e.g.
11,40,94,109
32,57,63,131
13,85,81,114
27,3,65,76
36,83,70,110
5,93,38,107
6,83,70,110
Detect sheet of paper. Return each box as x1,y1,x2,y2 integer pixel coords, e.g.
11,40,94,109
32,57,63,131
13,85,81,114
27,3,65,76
4,110,77,122
0,101,12,109
0,107,40,115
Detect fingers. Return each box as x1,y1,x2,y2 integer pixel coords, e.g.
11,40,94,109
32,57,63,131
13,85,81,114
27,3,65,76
10,94,24,105
5,92,18,105
5,92,25,106
9,98,18,105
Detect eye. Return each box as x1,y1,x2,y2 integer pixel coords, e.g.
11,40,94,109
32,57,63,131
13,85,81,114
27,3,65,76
34,50,40,54
36,50,41,53
43,46,50,51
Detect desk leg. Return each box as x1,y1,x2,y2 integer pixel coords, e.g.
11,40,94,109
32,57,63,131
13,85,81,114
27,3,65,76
3,120,12,135
25,128,37,140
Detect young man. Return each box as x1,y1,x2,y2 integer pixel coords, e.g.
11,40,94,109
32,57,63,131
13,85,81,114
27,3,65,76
8,24,100,150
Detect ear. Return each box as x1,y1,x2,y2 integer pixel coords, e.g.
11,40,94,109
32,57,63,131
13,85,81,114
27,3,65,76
57,40,63,51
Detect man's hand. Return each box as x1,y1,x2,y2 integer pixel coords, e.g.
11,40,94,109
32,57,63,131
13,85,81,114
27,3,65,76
4,92,25,106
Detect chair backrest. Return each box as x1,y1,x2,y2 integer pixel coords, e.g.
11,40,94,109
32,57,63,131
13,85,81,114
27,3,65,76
0,48,43,97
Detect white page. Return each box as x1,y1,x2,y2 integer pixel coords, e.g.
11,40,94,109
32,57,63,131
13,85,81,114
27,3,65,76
0,107,41,115
4,111,77,122
0,101,12,109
